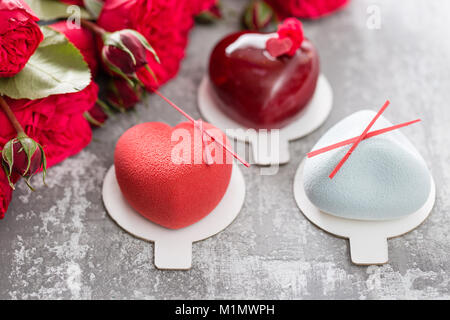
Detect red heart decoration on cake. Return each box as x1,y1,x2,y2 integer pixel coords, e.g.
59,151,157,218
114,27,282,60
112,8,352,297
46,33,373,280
209,31,319,129
114,121,233,229
266,37,293,57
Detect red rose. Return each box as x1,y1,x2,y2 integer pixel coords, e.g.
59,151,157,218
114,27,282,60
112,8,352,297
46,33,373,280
97,0,135,30
0,82,98,168
97,0,216,89
267,0,349,19
49,21,98,76
0,0,44,77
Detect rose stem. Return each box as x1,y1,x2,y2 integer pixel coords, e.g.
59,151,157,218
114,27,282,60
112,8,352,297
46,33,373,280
80,19,106,36
0,96,25,135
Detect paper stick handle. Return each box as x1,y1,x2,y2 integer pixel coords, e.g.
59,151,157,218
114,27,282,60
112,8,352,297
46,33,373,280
349,235,388,265
154,240,192,270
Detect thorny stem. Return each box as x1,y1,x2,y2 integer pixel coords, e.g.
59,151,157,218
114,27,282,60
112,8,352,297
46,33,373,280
80,19,107,36
0,96,25,135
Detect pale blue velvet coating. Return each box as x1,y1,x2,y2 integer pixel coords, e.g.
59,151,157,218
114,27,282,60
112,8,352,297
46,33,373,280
303,110,431,220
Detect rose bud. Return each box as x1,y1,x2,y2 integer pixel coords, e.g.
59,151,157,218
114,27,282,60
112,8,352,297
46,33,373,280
243,0,276,31
84,101,110,128
2,133,47,190
101,29,159,83
106,78,143,111
195,1,222,24
0,0,44,77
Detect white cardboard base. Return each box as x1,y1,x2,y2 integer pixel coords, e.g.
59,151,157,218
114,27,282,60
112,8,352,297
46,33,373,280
198,74,333,165
293,159,436,265
102,163,246,270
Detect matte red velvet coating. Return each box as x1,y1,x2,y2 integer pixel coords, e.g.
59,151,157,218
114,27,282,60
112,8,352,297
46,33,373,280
114,121,233,229
209,31,320,129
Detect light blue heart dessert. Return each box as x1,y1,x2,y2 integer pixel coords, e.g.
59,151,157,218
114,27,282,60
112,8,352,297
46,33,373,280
303,110,432,220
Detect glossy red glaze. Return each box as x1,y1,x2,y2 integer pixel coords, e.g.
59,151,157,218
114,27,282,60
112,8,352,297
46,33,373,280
209,31,319,129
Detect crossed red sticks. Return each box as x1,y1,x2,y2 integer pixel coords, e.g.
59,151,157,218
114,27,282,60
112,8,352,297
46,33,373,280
307,100,421,179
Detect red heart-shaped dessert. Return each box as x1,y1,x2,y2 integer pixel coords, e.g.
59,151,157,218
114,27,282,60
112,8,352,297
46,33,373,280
114,121,233,229
209,31,320,129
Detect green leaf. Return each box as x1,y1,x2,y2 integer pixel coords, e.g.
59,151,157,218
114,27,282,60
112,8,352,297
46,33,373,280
2,162,15,190
0,26,92,100
17,135,38,176
256,1,274,26
24,176,36,192
83,111,104,127
23,0,91,20
144,65,158,83
2,139,16,175
38,144,47,186
83,0,104,19
243,3,255,30
96,98,115,117
243,0,274,30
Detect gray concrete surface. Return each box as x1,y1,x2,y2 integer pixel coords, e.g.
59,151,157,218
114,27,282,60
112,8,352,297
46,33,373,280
1,0,449,299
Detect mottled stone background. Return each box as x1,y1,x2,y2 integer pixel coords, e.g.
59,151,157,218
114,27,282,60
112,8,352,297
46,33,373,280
1,0,449,299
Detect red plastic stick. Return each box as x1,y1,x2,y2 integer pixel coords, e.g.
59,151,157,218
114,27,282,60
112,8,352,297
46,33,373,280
307,119,421,158
152,89,250,167
329,100,390,179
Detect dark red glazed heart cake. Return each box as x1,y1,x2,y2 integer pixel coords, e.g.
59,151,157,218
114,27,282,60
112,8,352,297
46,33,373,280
209,19,319,129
